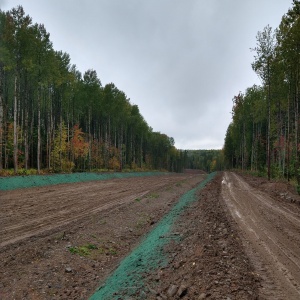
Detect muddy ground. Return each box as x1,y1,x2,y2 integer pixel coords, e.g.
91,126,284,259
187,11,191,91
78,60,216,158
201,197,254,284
225,172,300,299
1,172,300,299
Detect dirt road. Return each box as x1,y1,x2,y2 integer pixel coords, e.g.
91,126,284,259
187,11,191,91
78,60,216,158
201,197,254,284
222,172,300,299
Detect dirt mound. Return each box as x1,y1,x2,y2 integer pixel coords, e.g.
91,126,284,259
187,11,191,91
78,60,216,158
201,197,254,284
260,181,289,192
141,173,260,299
90,173,216,299
239,172,300,205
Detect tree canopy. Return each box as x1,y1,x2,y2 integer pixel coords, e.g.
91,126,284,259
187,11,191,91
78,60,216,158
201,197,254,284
223,1,300,184
0,6,186,174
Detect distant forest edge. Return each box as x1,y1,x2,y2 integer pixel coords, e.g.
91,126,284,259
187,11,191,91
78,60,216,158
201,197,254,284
224,1,300,186
0,6,223,176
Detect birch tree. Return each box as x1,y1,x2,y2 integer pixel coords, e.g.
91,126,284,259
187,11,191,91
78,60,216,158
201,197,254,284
252,25,276,180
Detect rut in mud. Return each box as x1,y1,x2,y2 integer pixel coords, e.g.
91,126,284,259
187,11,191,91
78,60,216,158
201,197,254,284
222,172,300,300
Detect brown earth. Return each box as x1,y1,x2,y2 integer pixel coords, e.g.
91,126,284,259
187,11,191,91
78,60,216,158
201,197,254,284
0,173,206,299
1,172,300,299
223,172,300,299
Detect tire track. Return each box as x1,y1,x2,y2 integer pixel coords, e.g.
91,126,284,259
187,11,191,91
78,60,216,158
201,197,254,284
222,172,300,299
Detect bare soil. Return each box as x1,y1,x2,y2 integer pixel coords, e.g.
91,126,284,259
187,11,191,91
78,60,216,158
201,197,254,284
1,171,300,299
0,173,205,299
222,172,300,299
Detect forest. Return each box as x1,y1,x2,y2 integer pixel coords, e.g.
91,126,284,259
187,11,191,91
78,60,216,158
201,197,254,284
185,150,224,173
0,6,200,175
223,0,300,185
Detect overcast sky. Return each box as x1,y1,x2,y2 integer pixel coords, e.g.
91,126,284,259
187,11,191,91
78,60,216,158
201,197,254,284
1,0,293,149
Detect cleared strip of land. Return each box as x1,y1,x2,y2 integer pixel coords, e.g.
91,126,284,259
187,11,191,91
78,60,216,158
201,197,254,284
0,173,206,299
0,174,192,248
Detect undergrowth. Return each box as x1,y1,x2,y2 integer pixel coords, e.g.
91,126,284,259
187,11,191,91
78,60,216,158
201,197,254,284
69,243,118,257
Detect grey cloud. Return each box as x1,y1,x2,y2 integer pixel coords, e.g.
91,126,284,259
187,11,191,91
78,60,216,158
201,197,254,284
2,0,293,149
0,0,7,8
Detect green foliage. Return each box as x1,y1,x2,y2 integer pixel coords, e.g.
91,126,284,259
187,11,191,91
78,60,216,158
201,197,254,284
51,122,74,172
147,193,159,199
184,149,224,172
224,1,300,183
69,243,98,256
297,185,300,195
0,6,188,174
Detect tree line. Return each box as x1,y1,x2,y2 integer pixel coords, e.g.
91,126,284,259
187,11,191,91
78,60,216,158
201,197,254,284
0,6,189,174
185,150,224,172
224,1,300,186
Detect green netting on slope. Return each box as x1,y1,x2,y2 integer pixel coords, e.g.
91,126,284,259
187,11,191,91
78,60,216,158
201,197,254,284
0,172,166,191
90,172,216,300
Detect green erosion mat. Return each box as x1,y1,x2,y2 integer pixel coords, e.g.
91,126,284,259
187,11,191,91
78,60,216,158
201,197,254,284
0,172,166,191
90,172,216,300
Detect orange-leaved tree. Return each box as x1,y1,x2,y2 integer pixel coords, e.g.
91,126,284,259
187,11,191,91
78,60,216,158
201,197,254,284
71,125,89,164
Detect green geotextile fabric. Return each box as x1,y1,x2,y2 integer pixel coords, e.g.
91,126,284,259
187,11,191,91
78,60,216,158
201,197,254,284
90,172,216,300
0,172,166,191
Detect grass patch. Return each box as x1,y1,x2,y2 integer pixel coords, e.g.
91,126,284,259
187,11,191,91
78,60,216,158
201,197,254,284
147,193,159,199
97,246,118,256
108,248,118,255
136,213,151,228
69,243,98,256
69,241,118,258
54,231,66,240
0,168,40,177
